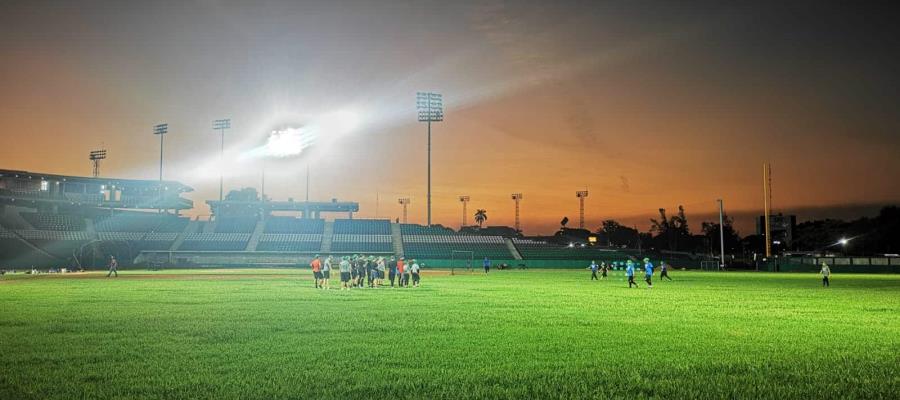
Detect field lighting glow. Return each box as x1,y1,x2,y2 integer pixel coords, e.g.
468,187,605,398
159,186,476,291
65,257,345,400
248,110,362,159
264,127,314,157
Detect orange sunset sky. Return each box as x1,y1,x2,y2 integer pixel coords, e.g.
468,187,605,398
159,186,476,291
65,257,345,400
1,1,898,235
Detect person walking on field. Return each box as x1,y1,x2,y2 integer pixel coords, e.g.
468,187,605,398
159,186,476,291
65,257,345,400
626,260,638,288
600,262,609,280
310,255,323,288
820,262,831,287
588,260,599,281
106,255,118,278
659,261,673,281
483,257,491,273
643,258,654,288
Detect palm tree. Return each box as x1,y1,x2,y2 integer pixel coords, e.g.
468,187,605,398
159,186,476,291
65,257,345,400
474,209,487,228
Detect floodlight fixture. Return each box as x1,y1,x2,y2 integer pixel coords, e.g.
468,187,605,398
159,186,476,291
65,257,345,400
89,149,107,177
398,198,411,224
417,91,443,226
576,190,589,229
459,195,470,227
511,193,523,232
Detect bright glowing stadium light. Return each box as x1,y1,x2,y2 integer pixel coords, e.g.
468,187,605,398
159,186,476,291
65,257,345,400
263,127,315,158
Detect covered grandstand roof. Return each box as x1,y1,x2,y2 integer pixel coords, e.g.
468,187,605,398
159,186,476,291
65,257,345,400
0,169,193,192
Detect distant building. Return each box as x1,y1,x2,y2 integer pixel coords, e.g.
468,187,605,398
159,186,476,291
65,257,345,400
757,214,796,247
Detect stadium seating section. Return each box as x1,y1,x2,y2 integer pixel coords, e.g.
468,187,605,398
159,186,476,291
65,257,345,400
334,219,391,235
402,235,512,259
399,224,456,235
264,217,324,234
331,234,392,252
256,234,322,252
179,233,250,251
512,239,623,261
21,212,86,231
215,216,258,233
94,214,188,232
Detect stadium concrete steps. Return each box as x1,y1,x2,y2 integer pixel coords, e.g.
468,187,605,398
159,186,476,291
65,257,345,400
390,223,404,256
505,238,523,260
320,221,333,253
245,219,265,251
170,220,200,251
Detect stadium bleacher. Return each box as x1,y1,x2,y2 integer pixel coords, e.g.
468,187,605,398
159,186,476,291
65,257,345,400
94,214,188,233
179,233,250,251
334,219,390,234
215,216,258,233
256,234,322,252
512,239,623,261
331,234,392,252
399,224,456,235
21,212,86,231
264,217,324,234
402,235,512,259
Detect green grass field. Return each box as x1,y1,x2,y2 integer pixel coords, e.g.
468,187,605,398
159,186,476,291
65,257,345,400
1,269,898,399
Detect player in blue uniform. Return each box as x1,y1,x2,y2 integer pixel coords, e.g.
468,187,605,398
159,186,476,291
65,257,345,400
588,260,599,280
643,258,654,288
626,260,638,288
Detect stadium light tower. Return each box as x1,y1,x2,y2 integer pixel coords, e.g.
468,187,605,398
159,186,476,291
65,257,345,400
153,123,168,212
417,92,443,226
398,198,411,224
458,196,470,228
89,149,107,178
575,190,589,229
511,193,523,233
212,119,231,201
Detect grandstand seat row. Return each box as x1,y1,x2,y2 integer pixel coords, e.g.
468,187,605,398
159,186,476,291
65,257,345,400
333,219,390,235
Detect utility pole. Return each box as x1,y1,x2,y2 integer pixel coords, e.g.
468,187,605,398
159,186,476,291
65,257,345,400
398,198,410,224
417,92,443,226
576,190,589,229
458,196,470,228
763,163,772,258
718,199,726,270
511,193,523,233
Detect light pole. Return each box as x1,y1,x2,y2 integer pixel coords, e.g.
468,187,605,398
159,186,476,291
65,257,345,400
511,193,523,233
89,149,107,178
212,119,231,201
417,92,443,226
153,123,168,212
576,190,589,229
458,195,470,228
718,199,726,270
398,198,410,224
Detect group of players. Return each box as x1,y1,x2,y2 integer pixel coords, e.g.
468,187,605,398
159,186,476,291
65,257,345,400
588,257,673,288
309,254,421,290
